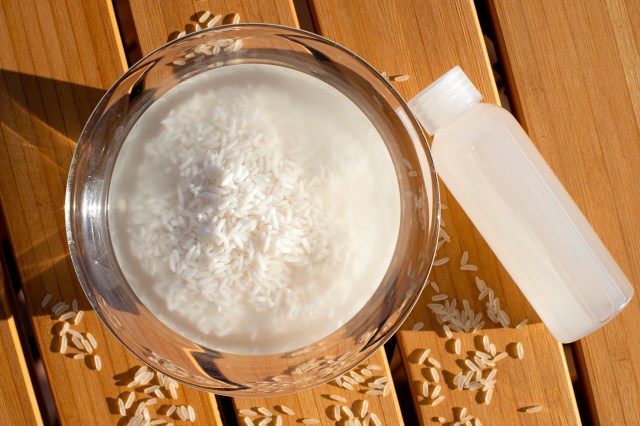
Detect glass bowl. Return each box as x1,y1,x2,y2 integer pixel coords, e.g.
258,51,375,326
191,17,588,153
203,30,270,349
66,24,439,396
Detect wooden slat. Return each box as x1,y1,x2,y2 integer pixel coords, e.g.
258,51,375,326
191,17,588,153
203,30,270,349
128,0,299,56
233,351,403,425
310,0,581,424
488,0,640,423
0,261,43,425
124,3,405,425
123,0,402,425
398,326,578,425
0,0,222,424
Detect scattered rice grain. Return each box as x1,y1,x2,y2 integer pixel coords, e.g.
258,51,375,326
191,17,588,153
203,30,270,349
257,407,272,417
383,381,392,396
188,405,196,421
125,391,135,409
429,368,440,383
390,74,410,81
93,355,102,371
73,310,84,325
135,401,146,417
41,294,52,308
232,13,241,24
207,15,222,28
59,312,75,323
516,342,524,359
278,404,295,415
431,384,441,399
86,332,98,349
342,406,355,418
59,335,68,353
431,395,445,406
523,405,543,413
421,381,429,397
370,413,381,426
412,322,424,331
177,406,189,421
198,10,211,23
81,339,93,354
144,385,159,394
418,349,430,365
302,419,320,425
59,322,70,336
118,398,126,416
428,357,441,368
330,394,347,403
433,257,450,266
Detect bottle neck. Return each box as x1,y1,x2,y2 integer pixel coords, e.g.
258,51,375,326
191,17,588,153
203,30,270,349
429,99,480,136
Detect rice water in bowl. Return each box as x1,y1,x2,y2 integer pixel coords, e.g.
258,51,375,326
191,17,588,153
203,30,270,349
66,24,439,395
109,64,401,354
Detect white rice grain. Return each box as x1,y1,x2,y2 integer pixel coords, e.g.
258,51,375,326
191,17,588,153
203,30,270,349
125,391,135,409
417,349,430,365
86,332,98,349
330,394,347,403
41,294,52,308
257,407,272,417
431,395,445,406
433,257,450,266
59,312,75,322
94,355,102,371
279,405,295,415
73,310,84,325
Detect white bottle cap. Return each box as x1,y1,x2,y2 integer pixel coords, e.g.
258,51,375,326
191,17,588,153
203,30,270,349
408,66,483,136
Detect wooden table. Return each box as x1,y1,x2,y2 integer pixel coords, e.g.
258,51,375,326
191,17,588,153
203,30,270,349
1,0,638,424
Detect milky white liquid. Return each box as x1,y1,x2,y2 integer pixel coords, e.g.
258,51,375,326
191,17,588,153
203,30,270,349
109,64,400,354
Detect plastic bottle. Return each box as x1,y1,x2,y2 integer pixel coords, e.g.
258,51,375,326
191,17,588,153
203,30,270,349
408,66,633,343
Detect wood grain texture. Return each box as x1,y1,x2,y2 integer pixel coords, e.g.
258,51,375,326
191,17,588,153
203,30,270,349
397,325,578,425
0,0,222,424
310,0,580,423
124,3,404,425
0,263,43,425
127,0,299,56
488,0,640,423
233,351,404,425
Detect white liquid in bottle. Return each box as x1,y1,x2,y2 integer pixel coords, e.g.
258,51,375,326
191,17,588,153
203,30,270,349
409,66,633,343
